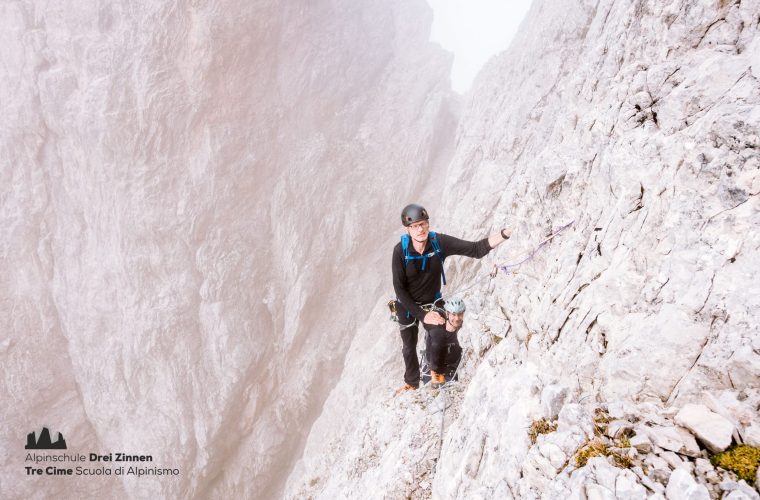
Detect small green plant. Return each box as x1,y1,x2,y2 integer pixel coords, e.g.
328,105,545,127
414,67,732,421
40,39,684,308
528,418,558,444
615,435,631,448
592,408,611,436
575,440,632,469
711,445,760,485
611,450,633,469
576,441,608,467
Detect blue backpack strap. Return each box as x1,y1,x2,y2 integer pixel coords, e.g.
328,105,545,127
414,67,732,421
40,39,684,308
429,232,446,285
400,232,447,285
402,233,429,268
401,234,411,267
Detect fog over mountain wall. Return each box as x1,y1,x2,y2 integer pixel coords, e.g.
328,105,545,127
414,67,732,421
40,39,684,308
3,0,760,499
1,1,457,498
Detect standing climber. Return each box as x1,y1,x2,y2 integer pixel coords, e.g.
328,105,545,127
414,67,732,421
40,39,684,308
426,297,467,388
392,203,512,394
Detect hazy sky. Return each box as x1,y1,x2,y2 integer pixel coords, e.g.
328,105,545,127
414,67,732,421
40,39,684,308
427,0,534,93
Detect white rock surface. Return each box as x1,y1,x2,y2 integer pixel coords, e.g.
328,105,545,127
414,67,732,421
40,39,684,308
614,470,648,500
541,384,569,420
745,424,760,447
648,426,701,458
675,403,735,452
721,480,760,500
665,468,710,500
586,483,617,500
630,434,652,454
659,451,690,471
694,458,714,476
725,491,760,500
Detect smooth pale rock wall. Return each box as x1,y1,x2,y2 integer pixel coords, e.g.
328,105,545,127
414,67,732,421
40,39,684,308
289,0,760,498
0,1,457,498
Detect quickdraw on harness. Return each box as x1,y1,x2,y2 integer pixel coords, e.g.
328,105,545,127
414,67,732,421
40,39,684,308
388,295,444,326
387,299,398,322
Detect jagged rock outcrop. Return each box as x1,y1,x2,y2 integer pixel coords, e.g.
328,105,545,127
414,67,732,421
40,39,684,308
289,0,760,498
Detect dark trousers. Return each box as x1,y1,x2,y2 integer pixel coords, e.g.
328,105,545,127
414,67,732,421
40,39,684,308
400,322,422,387
426,328,462,380
397,299,443,387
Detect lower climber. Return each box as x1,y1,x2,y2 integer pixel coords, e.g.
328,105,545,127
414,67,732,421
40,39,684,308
426,297,466,388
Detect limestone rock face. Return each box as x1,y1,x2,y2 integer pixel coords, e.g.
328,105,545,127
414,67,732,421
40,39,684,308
287,0,760,498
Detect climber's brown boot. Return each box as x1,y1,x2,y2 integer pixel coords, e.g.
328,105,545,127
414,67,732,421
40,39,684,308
394,383,416,396
431,371,445,387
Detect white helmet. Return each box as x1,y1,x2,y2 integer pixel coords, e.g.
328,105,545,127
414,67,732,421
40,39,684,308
444,297,466,314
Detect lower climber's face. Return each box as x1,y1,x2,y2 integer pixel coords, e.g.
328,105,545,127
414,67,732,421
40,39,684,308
447,312,464,330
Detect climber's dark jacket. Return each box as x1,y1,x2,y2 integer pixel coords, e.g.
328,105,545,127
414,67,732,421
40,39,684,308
426,324,462,377
392,233,492,323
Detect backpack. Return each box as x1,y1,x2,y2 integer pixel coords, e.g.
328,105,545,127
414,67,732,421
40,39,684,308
400,231,447,286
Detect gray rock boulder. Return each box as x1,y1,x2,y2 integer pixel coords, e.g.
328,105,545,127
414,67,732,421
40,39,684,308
614,470,648,500
648,425,701,457
719,480,760,500
724,490,760,500
585,483,617,500
744,424,760,448
541,384,568,420
665,468,710,500
606,419,635,440
630,433,652,454
674,403,734,453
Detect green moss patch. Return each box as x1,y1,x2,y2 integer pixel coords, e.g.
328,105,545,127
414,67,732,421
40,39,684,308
711,445,760,485
575,440,632,469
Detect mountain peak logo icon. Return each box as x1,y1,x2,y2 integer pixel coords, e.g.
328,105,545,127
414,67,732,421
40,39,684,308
25,427,67,450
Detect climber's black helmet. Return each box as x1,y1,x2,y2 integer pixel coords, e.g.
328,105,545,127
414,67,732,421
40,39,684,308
401,204,429,227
